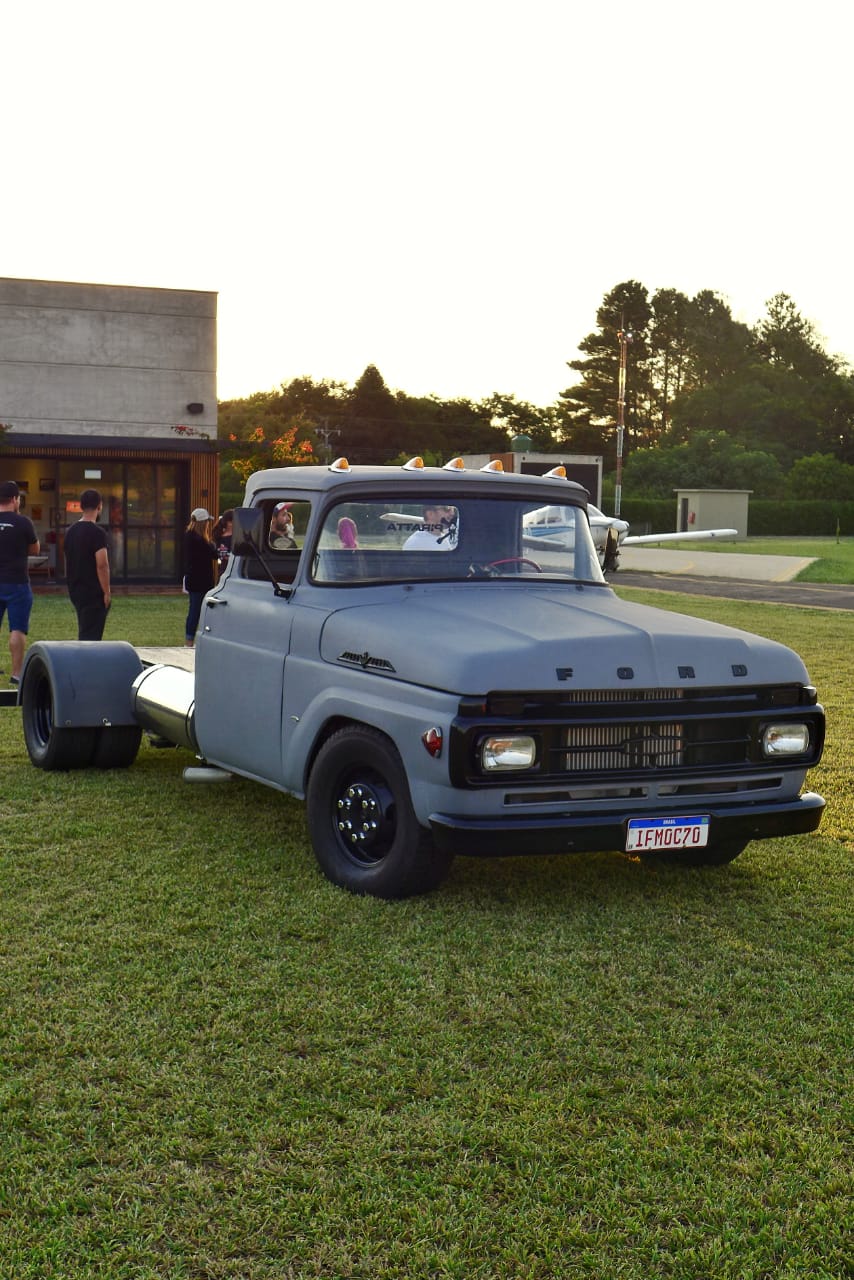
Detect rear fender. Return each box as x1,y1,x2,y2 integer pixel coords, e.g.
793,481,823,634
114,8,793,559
20,641,143,727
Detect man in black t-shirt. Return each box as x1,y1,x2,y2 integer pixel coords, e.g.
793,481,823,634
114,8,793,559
0,479,40,684
63,489,112,641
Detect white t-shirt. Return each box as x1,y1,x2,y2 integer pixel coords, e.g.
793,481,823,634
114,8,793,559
404,526,456,551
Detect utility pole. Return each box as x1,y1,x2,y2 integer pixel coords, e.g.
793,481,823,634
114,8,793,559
315,418,340,463
614,317,633,517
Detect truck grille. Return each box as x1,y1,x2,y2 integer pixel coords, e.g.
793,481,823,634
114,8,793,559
451,684,823,788
562,721,686,771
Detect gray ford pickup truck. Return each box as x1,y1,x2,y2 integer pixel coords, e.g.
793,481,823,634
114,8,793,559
17,457,825,897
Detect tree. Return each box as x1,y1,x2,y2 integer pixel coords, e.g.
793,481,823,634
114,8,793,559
680,290,755,390
340,365,407,463
224,419,315,486
480,394,560,452
623,431,783,499
647,287,692,439
755,293,837,380
785,452,854,499
557,280,653,462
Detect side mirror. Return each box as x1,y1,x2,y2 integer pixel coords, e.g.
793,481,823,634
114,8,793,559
231,507,265,555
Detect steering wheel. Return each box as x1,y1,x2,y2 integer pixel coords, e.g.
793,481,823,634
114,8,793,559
485,557,543,574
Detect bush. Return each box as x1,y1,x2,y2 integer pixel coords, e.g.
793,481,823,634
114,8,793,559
747,500,854,536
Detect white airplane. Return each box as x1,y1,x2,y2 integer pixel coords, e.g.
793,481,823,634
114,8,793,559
525,503,737,572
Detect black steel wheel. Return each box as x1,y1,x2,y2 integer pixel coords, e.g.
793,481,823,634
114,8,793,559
306,726,453,897
21,655,97,771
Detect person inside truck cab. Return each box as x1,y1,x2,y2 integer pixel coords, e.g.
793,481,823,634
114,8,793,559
269,502,297,550
337,517,359,549
404,503,458,551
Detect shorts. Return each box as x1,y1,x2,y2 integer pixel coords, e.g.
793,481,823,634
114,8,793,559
0,582,34,633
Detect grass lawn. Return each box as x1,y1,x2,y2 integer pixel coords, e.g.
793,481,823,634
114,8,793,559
647,536,854,584
0,593,850,1278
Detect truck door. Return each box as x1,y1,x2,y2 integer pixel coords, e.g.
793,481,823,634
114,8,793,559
192,498,310,786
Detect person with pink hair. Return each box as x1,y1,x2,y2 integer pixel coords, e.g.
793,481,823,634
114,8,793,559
337,517,359,549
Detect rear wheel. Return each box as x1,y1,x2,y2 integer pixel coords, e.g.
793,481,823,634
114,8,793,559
306,726,454,897
93,725,143,769
21,656,97,770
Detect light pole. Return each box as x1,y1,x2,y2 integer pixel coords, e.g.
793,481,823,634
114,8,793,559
614,320,632,517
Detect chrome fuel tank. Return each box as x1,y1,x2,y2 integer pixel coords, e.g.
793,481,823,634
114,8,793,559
131,665,198,753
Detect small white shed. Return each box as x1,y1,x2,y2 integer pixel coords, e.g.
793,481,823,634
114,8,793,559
675,489,751,539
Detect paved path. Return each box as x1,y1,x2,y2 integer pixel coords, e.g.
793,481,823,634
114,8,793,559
613,549,854,611
617,546,814,581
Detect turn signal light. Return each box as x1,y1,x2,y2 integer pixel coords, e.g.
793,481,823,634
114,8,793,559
422,727,443,758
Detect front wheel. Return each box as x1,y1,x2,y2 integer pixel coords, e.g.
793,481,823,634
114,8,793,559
21,656,97,770
305,726,454,897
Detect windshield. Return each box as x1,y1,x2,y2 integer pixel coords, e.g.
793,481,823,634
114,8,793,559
311,497,605,585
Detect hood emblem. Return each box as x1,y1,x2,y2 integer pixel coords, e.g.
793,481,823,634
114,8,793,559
339,649,396,673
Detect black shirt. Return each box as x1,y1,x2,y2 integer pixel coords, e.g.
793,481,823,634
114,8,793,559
0,511,38,583
64,519,109,604
183,530,218,592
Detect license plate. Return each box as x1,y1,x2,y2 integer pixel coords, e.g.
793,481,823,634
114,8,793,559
625,815,710,853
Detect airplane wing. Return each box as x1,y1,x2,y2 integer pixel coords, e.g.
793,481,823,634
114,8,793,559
621,528,738,547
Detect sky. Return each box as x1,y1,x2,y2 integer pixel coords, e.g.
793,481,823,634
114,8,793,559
4,0,851,409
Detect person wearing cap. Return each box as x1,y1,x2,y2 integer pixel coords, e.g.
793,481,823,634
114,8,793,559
404,503,458,551
269,501,297,550
63,489,112,641
183,507,218,647
0,480,40,684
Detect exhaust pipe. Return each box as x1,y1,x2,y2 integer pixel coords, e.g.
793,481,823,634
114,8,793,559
131,665,198,753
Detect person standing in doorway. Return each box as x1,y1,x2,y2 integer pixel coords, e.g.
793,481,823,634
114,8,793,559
63,489,112,640
183,508,218,647
0,480,39,684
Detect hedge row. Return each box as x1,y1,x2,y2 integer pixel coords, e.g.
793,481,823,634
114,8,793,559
619,498,854,538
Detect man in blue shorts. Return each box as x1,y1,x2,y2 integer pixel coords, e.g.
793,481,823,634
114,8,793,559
0,480,40,684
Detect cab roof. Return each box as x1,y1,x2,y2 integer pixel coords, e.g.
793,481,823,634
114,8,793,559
243,456,590,505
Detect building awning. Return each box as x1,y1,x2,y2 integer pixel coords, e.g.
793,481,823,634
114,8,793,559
0,433,219,457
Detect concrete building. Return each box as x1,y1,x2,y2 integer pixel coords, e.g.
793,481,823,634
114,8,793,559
0,276,218,584
675,488,751,539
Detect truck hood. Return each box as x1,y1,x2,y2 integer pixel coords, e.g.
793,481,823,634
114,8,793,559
319,585,811,693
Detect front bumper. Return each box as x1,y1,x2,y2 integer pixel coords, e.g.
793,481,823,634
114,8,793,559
429,791,825,858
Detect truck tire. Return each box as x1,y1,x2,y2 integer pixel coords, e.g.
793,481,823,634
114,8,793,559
640,837,748,868
306,725,454,898
92,725,143,769
21,655,98,771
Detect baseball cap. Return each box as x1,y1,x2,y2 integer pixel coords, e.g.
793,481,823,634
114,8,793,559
274,501,292,513
191,507,211,521
0,480,20,500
